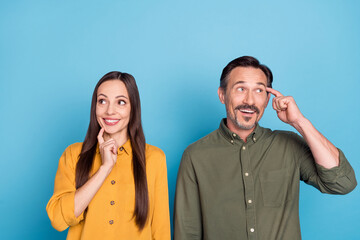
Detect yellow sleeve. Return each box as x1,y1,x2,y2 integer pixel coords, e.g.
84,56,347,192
46,143,84,231
151,150,171,240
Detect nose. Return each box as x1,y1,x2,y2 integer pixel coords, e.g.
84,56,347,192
106,102,115,115
243,91,254,105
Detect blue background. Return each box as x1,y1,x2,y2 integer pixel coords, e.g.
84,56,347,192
1,0,359,239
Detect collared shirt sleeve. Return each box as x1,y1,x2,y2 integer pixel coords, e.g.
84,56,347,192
296,135,357,194
46,144,84,231
174,150,202,240
151,150,171,240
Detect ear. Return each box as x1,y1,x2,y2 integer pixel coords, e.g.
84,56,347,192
218,87,225,104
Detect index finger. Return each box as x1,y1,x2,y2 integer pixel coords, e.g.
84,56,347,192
97,128,105,144
266,87,283,97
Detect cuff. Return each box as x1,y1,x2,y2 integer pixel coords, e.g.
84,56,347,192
315,148,351,183
60,191,84,226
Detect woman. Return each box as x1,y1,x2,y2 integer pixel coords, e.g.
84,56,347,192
47,72,170,239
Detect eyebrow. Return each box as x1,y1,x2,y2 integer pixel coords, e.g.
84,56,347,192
232,81,266,88
98,93,128,99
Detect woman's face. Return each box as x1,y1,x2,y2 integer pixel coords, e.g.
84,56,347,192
96,80,131,137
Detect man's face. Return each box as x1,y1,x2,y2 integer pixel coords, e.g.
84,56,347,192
218,67,270,132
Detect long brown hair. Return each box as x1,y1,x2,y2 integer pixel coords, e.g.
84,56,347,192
75,71,149,230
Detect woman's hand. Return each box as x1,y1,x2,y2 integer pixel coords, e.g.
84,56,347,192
73,129,118,217
97,128,118,171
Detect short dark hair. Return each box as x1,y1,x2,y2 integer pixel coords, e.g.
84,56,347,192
220,56,273,89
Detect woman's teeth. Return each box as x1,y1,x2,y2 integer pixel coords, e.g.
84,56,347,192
104,119,120,123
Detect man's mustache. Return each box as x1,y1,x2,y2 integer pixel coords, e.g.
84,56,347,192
235,104,260,113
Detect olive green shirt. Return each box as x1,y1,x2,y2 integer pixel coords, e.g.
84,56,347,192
174,119,356,240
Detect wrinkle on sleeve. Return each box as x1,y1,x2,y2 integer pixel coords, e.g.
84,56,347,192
174,150,202,240
296,134,357,195
313,149,357,194
46,144,84,231
151,149,171,240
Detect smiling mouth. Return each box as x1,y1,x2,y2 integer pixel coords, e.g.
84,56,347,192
235,104,260,116
103,118,120,126
240,109,256,114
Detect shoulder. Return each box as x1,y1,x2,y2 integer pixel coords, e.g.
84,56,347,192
146,144,166,158
271,130,304,143
60,142,83,167
258,125,297,140
145,143,166,166
64,142,83,156
267,129,308,153
183,129,222,156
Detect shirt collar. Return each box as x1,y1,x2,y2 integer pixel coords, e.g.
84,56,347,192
96,138,131,155
219,118,265,144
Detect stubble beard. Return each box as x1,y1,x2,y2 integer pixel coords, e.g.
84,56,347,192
227,108,258,130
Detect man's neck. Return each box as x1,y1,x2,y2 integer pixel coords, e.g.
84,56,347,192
226,119,256,143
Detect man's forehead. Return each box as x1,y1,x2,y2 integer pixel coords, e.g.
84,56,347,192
232,80,266,87
228,67,267,86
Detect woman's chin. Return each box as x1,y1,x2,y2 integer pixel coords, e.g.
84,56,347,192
103,126,125,137
99,122,115,133
103,127,116,135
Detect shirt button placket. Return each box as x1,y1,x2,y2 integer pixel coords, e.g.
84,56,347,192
241,144,256,239
110,178,116,227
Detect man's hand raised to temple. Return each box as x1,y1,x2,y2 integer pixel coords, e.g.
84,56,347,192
266,87,306,127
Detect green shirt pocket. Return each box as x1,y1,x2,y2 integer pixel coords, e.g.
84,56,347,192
260,168,291,207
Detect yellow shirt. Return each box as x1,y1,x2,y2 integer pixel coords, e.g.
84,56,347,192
46,140,170,240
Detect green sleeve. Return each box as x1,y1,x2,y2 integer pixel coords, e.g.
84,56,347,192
174,150,202,240
297,135,357,194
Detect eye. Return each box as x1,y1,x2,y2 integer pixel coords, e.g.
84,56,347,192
255,89,263,93
98,99,106,104
118,100,126,105
237,87,244,92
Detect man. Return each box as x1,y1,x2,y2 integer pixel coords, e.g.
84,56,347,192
174,56,357,240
